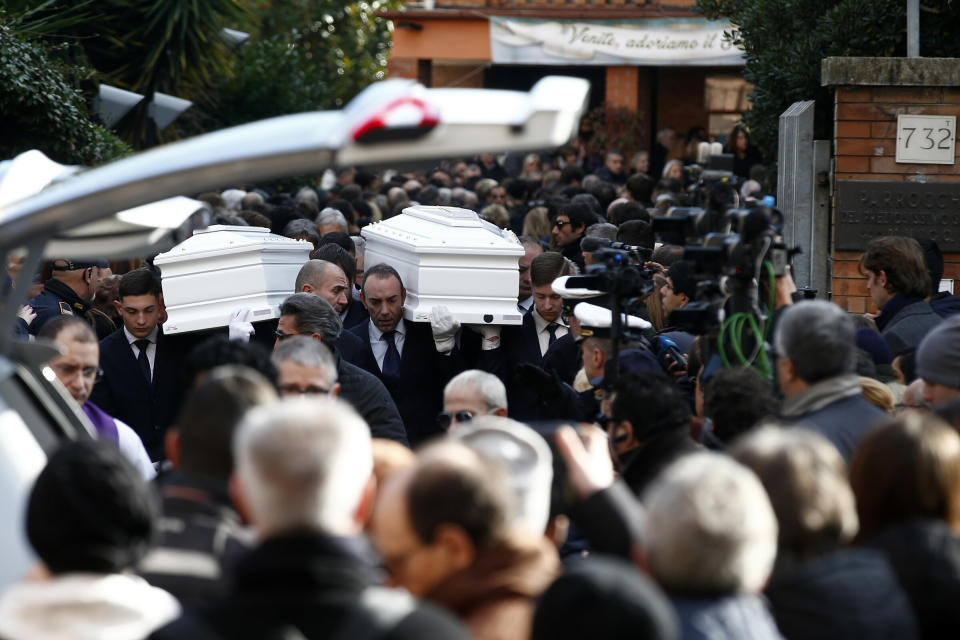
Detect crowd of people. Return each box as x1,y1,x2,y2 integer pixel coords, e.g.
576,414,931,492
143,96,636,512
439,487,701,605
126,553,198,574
4,132,960,640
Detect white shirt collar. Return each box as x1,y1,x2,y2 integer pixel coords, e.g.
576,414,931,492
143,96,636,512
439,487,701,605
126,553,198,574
124,325,159,345
369,316,406,342
532,307,565,333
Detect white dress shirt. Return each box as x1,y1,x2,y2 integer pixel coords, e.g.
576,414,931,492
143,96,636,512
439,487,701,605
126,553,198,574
125,325,159,376
518,296,534,314
532,308,568,357
368,317,406,372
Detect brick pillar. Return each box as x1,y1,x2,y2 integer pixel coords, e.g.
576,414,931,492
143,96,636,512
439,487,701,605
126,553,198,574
386,56,418,80
823,57,960,314
605,66,639,110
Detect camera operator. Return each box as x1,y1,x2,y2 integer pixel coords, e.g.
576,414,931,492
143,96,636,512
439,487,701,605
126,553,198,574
658,260,697,355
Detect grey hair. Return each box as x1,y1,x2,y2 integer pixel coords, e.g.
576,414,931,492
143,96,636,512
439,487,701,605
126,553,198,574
296,187,319,207
731,426,859,562
444,369,508,412
271,336,338,387
775,301,855,384
351,234,366,256
234,397,372,535
661,159,683,179
316,208,348,233
436,187,452,206
643,452,778,595
586,222,618,240
279,293,343,342
283,218,320,245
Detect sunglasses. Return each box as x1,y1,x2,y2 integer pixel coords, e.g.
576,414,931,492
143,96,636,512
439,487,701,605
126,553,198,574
554,220,571,229
436,410,476,431
275,330,295,341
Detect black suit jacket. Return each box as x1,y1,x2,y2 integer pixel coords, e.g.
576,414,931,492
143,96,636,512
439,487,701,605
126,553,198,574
341,297,369,331
91,327,187,460
481,312,579,421
349,319,465,446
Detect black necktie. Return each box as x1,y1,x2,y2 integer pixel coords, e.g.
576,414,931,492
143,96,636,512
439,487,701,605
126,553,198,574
547,324,559,347
382,331,401,379
134,339,152,384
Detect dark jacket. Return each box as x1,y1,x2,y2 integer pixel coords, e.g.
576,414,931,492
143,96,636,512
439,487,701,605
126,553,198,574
342,297,370,331
594,165,627,185
671,594,783,640
139,472,251,609
90,326,187,460
931,291,960,318
788,394,886,461
349,319,465,445
336,327,379,376
151,534,471,640
765,548,917,640
334,348,408,446
28,278,115,339
876,295,942,357
621,429,701,499
480,311,579,422
861,519,960,639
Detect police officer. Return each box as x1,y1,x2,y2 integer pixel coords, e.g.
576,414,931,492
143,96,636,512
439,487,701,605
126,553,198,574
29,259,116,340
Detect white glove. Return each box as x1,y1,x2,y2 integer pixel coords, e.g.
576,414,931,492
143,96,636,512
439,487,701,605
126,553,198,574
430,305,460,353
228,307,255,342
467,324,502,350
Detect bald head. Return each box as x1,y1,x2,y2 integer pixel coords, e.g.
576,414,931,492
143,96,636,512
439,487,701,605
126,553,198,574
295,259,350,314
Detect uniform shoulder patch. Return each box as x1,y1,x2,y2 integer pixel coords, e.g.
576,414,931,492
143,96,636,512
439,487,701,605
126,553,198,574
58,301,74,315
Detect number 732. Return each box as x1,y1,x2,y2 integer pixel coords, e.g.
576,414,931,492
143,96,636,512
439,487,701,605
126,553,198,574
903,127,952,150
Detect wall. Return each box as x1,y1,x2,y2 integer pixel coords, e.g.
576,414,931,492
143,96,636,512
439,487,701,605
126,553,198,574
824,58,960,314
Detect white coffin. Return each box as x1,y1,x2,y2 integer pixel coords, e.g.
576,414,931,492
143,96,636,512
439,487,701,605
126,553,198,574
154,225,312,334
361,206,525,325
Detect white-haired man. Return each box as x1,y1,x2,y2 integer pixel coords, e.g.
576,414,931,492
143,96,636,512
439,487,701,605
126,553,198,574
317,207,349,236
439,369,508,432
154,397,470,639
643,452,782,639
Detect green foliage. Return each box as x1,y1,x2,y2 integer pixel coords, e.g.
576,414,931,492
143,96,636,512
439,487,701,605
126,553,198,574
696,0,960,183
0,15,130,165
56,0,251,147
582,105,648,161
197,0,402,132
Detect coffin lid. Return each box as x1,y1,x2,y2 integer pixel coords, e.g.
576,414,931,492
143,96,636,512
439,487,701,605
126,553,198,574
154,225,312,265
362,205,524,255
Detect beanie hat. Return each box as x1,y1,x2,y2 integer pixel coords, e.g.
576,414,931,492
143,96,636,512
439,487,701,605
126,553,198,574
27,439,157,575
532,555,679,640
855,328,892,365
667,259,698,300
916,316,960,389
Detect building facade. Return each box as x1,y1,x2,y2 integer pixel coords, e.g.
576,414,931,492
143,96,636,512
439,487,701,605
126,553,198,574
380,0,750,152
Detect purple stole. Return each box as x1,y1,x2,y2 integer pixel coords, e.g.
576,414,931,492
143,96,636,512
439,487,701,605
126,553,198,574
81,401,119,445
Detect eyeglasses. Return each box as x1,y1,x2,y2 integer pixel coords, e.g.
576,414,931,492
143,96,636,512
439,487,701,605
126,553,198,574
554,220,571,229
51,363,103,383
436,410,476,430
278,384,332,396
274,330,295,341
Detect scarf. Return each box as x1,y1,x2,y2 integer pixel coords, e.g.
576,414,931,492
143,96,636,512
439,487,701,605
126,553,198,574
780,374,863,418
81,402,119,444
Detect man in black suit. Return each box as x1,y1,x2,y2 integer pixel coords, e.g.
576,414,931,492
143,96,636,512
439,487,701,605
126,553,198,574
275,293,407,445
91,268,187,460
350,264,466,445
294,258,376,374
479,252,579,421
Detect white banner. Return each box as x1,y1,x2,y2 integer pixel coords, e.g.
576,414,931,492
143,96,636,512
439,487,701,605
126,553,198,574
490,17,744,66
